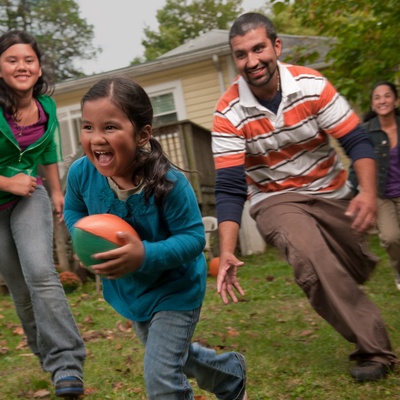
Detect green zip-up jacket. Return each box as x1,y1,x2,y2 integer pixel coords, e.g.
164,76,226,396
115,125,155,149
0,95,63,206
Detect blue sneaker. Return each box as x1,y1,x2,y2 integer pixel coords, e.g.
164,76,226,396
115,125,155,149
55,376,84,397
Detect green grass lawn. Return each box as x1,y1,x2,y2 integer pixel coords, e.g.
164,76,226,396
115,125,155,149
0,234,399,399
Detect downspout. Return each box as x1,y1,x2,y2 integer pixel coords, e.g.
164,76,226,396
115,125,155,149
212,54,225,95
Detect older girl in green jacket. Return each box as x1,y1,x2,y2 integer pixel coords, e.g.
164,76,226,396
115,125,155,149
0,30,85,397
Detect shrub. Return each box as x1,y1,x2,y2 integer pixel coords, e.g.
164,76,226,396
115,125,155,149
59,271,82,288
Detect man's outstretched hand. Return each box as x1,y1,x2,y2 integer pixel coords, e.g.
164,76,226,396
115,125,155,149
217,251,245,304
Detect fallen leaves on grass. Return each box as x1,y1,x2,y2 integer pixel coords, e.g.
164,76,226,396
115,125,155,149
0,347,10,354
83,315,94,324
386,325,396,331
33,389,50,398
116,320,133,333
84,388,98,395
227,329,240,337
16,337,28,350
298,330,314,337
13,326,24,335
112,381,123,392
266,275,275,281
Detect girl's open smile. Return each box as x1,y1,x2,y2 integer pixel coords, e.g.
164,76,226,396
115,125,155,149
81,98,151,190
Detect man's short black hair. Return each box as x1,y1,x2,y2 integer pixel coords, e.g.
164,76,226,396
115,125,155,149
229,13,277,45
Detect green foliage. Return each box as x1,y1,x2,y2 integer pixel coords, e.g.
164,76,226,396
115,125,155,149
140,0,244,61
0,0,101,81
271,0,400,110
257,2,318,36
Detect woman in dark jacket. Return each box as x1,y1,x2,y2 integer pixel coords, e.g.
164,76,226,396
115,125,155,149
349,82,400,290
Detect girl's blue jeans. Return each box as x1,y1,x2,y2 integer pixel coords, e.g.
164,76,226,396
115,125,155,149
132,306,246,400
0,185,86,383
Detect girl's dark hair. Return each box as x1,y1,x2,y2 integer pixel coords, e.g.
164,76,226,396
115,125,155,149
363,81,400,122
229,13,277,45
0,30,54,116
81,77,180,207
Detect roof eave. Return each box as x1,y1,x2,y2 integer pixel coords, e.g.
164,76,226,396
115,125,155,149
54,44,232,95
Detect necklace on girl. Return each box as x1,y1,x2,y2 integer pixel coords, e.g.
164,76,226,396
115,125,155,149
17,99,33,137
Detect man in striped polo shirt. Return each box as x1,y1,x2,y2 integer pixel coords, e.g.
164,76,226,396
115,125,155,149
212,12,396,381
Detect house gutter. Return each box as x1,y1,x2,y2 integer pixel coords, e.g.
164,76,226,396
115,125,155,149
212,54,225,95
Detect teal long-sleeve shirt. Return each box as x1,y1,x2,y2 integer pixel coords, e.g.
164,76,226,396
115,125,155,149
64,156,207,321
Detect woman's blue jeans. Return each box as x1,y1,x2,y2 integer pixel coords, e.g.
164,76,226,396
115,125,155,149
132,306,246,400
0,185,86,383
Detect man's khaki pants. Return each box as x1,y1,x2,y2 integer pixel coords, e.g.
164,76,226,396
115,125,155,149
250,193,396,364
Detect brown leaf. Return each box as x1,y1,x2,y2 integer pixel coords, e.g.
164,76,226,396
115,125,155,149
33,389,51,397
194,396,207,400
0,339,7,346
0,314,4,318
117,320,133,333
217,333,226,343
112,382,123,392
299,330,314,337
84,388,98,395
227,330,240,337
16,338,28,350
387,325,396,331
18,353,34,357
83,315,93,324
272,341,281,347
265,275,275,281
116,341,122,350
98,298,105,302
278,320,287,323
249,333,259,338
13,326,24,335
0,347,10,354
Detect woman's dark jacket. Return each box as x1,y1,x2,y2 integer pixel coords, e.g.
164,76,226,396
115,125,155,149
348,115,400,198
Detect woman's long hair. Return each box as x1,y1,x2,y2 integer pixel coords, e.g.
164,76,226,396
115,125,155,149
81,77,191,207
363,81,400,123
0,30,54,116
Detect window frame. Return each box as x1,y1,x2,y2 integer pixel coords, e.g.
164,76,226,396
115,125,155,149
144,79,187,124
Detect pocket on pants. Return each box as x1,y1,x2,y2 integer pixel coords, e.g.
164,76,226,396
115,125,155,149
272,229,318,293
349,239,380,284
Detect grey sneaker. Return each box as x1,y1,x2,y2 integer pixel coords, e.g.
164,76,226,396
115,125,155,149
396,274,400,290
351,361,387,382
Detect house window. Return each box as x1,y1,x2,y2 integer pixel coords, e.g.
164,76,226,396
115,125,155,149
151,93,178,125
57,105,82,159
56,105,82,180
145,80,186,126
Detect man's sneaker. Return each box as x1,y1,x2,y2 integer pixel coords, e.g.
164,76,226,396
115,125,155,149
351,361,387,382
395,274,400,290
55,376,84,397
